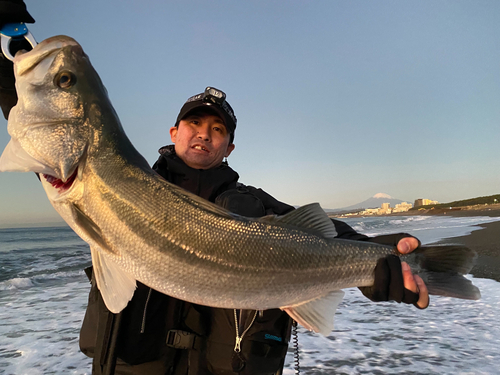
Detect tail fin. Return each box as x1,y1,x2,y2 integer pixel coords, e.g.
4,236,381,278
418,271,481,300
410,245,481,300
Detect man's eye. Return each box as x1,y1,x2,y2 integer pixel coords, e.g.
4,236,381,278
191,120,199,125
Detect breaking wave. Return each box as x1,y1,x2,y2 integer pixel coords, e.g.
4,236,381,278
0,277,34,290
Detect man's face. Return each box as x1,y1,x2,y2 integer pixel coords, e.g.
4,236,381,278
170,110,235,170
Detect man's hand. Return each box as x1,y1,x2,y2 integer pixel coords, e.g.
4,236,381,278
0,0,35,26
397,237,429,309
360,236,430,309
0,0,35,119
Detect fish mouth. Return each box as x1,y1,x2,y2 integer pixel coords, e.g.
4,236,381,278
37,146,87,203
39,164,83,203
14,35,81,77
43,167,78,193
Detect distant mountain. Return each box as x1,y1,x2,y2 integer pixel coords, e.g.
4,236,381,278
329,193,406,213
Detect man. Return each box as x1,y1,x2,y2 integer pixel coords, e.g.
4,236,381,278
78,87,428,375
1,3,428,374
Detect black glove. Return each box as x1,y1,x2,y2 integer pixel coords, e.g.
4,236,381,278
0,0,35,26
0,0,35,119
359,254,420,305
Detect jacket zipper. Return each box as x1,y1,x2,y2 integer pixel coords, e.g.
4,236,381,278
233,309,258,352
140,288,153,334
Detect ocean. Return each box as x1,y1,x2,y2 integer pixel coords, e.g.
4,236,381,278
1,215,499,375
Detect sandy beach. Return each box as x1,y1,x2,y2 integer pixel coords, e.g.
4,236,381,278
430,209,500,282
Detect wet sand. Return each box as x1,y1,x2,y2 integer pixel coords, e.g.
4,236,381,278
430,209,500,282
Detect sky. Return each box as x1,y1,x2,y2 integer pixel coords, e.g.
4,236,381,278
0,0,499,226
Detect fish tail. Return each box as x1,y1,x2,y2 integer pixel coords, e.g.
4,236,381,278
411,245,481,300
418,271,481,300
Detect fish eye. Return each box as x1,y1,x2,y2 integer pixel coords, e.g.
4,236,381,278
55,71,77,89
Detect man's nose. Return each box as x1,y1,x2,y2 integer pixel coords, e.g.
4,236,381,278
196,124,211,141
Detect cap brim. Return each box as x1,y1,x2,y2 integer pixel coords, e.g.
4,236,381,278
178,102,236,134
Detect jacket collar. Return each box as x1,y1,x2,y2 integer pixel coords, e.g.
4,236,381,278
155,144,239,202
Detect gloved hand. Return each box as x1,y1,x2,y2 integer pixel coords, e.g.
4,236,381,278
359,236,429,309
359,255,420,304
0,0,35,118
0,0,35,26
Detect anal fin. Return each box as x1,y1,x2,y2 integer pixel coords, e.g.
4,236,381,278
282,290,345,336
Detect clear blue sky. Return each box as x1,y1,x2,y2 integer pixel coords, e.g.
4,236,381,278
1,0,499,226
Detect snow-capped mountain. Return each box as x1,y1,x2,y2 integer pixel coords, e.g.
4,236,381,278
331,193,406,212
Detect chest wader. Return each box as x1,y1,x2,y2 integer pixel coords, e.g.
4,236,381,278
80,267,121,375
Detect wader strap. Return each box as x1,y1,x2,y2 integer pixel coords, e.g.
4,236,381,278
166,330,205,375
166,330,202,351
92,305,123,375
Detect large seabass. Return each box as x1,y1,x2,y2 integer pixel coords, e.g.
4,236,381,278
0,36,480,335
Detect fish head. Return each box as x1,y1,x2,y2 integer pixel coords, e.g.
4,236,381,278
0,35,115,199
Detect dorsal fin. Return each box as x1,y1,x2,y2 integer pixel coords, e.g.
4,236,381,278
264,203,337,238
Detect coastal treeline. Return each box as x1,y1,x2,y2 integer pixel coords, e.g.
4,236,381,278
410,194,500,211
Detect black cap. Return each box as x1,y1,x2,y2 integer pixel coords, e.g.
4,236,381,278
175,87,237,138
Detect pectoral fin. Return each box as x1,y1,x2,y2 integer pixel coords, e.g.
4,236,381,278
282,290,345,336
90,246,137,313
72,203,118,255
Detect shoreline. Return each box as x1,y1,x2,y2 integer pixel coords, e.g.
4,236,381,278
411,204,500,218
429,210,500,282
331,203,500,219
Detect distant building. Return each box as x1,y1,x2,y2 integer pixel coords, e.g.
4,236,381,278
359,201,414,216
378,202,392,214
393,202,413,213
361,208,380,215
414,198,439,207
